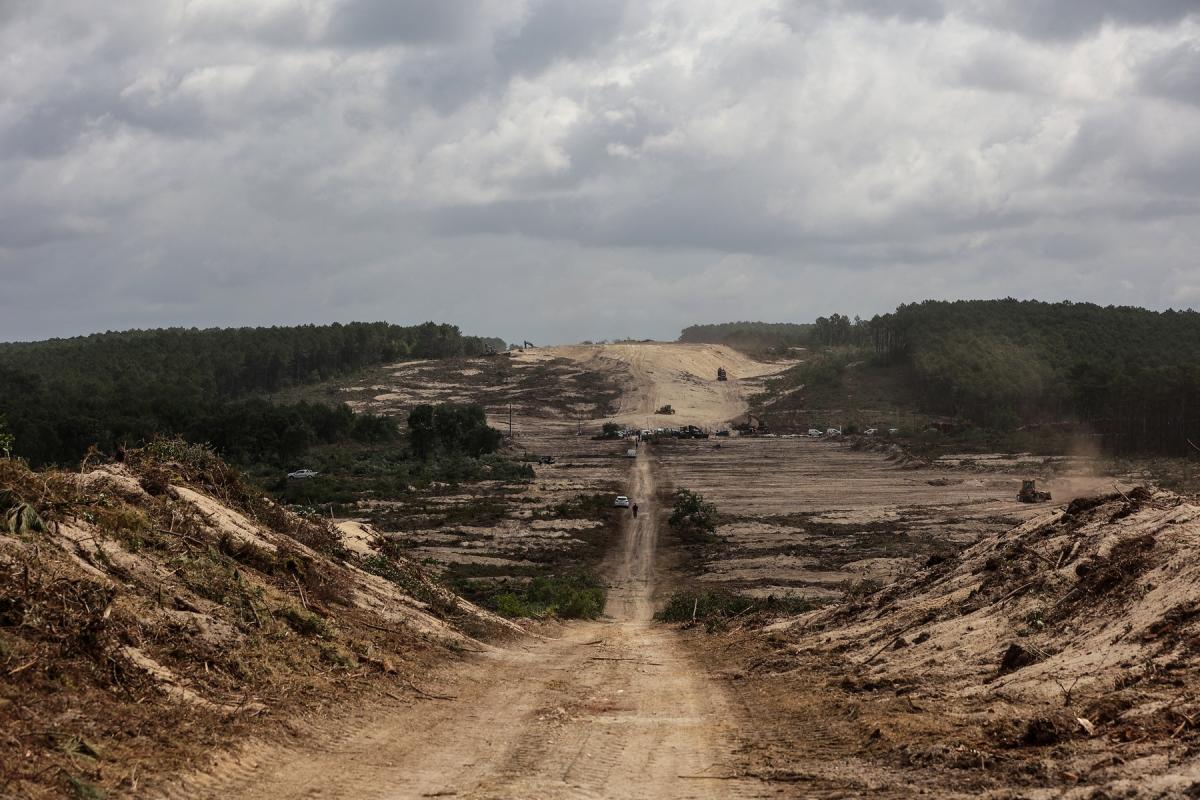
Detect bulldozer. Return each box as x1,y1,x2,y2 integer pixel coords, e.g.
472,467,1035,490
1017,479,1051,503
716,367,728,381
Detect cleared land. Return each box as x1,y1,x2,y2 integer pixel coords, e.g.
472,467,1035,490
22,340,1195,798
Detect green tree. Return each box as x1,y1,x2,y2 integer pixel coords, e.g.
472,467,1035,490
0,414,13,458
668,489,717,541
408,405,437,461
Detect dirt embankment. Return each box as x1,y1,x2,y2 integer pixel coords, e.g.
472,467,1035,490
675,488,1200,797
0,446,513,799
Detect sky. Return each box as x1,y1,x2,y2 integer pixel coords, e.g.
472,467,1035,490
1,1,1198,345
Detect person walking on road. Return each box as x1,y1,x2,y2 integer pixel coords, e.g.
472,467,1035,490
632,502,639,518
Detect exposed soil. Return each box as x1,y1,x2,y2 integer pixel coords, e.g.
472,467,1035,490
654,435,1130,599
11,341,1200,798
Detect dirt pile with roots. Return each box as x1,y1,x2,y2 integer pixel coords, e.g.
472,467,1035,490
762,487,1200,795
0,441,514,799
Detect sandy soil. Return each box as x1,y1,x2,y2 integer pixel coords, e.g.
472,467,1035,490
154,341,1190,798
152,452,766,800
655,436,1128,597
516,342,788,428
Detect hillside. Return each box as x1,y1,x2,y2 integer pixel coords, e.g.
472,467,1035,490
0,441,514,799
712,487,1200,795
871,300,1200,455
744,300,1200,459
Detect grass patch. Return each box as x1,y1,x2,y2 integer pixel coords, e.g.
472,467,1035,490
258,444,533,511
279,606,329,638
657,590,823,632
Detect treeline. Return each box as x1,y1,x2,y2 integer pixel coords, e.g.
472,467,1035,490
865,300,1200,455
678,322,813,353
0,322,504,466
678,318,875,352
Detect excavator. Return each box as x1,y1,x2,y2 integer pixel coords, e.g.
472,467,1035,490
716,366,728,381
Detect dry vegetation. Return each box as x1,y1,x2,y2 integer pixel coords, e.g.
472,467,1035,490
674,484,1200,796
0,441,512,799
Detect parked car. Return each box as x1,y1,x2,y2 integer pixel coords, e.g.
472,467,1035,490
887,428,900,435
287,469,319,479
807,429,823,437
614,495,631,508
538,456,556,464
864,428,878,436
825,428,842,436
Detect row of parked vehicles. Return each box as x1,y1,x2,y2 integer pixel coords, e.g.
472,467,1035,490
618,425,711,440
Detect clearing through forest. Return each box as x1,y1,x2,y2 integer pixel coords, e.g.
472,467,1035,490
158,341,1183,799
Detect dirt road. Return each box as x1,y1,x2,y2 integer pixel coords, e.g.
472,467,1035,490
514,342,786,428
157,449,765,800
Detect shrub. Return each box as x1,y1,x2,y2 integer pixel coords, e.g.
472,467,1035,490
658,590,822,632
668,489,717,542
279,606,329,638
489,574,605,620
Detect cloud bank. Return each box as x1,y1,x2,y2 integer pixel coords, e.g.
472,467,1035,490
1,0,1197,342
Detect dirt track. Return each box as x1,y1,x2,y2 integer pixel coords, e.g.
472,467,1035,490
158,450,767,800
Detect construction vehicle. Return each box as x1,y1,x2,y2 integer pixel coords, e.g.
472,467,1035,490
716,367,728,381
734,413,765,435
655,404,675,415
1017,479,1051,503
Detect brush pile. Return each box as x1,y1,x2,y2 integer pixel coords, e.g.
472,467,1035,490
0,440,513,799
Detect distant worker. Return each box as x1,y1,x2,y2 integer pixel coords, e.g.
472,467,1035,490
632,503,639,518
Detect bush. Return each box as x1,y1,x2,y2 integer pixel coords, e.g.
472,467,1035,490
279,606,330,638
668,489,717,542
596,422,622,440
488,574,605,619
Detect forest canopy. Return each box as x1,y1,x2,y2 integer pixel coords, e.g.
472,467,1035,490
0,322,505,466
695,301,1200,456
865,300,1200,455
678,322,814,353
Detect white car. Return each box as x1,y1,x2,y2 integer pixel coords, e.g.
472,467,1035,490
287,469,319,479
864,428,878,435
614,495,631,508
826,428,842,436
807,429,823,438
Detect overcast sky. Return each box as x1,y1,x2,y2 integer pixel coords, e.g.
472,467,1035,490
2,1,1198,344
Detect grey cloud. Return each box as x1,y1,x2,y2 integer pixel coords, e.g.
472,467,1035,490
965,0,1198,41
325,0,484,47
836,0,945,23
494,0,629,77
954,48,1043,94
1140,42,1200,105
1,0,1199,344
0,203,101,249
